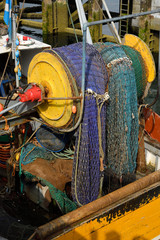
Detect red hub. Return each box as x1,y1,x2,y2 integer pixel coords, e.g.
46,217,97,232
19,84,42,102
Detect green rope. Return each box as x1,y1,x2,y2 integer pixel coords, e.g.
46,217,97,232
66,0,79,43
51,148,74,159
19,123,29,193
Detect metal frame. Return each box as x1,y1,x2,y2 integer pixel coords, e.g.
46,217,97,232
82,8,160,103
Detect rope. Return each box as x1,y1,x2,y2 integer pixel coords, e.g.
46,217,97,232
19,123,29,193
15,126,40,153
74,123,83,206
87,89,109,197
16,0,26,31
51,148,74,160
86,88,109,171
74,89,109,206
0,51,12,86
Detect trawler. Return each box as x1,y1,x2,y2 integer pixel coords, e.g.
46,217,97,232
0,2,160,240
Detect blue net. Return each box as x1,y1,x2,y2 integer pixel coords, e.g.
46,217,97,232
53,43,108,205
95,42,139,177
36,125,66,152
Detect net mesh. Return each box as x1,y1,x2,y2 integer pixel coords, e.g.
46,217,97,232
23,170,77,214
53,43,108,205
20,143,77,214
121,45,147,99
94,42,139,177
20,143,54,165
36,125,66,152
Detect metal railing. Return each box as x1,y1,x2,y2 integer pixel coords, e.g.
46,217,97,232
81,8,160,109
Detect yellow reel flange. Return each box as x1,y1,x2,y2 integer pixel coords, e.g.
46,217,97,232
123,34,156,83
28,52,74,128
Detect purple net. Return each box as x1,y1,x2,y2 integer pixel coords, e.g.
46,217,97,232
53,43,108,205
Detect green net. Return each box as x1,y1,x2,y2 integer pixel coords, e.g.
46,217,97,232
94,42,139,177
23,171,77,214
20,143,77,214
121,45,147,99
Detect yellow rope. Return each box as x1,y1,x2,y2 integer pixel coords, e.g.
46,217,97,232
15,126,40,153
74,123,83,207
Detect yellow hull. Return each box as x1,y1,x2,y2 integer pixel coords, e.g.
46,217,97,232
34,171,160,240
56,189,160,240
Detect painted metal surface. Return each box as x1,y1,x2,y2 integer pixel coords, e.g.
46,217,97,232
52,184,160,240
34,170,160,240
143,108,160,143
0,34,50,55
123,34,156,83
0,34,51,77
28,52,73,128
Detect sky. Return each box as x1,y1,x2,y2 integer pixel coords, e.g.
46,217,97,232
105,0,119,13
102,0,119,35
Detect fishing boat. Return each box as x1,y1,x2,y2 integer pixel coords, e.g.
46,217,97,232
0,1,160,240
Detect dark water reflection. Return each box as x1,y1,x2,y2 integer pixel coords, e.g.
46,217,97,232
19,25,82,48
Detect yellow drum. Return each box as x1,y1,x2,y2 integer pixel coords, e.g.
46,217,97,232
123,34,156,83
28,50,80,129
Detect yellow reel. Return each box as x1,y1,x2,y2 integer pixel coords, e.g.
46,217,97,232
28,51,78,128
123,34,156,83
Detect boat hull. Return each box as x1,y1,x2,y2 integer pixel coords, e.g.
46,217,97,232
34,170,160,240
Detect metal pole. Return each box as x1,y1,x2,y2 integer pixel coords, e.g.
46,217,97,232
75,0,92,44
85,8,160,28
101,0,122,44
12,11,19,88
0,101,23,116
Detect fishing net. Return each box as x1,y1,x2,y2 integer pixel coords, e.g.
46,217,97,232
121,45,147,99
20,143,54,165
53,43,108,205
36,125,66,152
95,42,139,177
20,143,77,214
23,171,77,214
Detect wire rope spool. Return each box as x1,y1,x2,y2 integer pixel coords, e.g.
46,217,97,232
123,34,156,83
27,50,80,129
